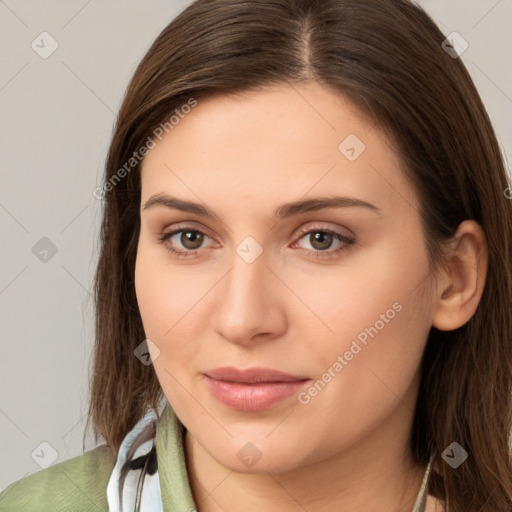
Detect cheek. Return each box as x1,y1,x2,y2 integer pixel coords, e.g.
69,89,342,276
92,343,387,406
289,227,433,397
135,243,191,364
134,238,224,394
135,252,200,407
290,227,430,341
135,237,204,337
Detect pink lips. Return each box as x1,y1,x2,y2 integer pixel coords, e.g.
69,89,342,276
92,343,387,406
204,367,310,412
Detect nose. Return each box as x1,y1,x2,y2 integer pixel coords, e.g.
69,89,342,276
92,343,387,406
212,247,288,346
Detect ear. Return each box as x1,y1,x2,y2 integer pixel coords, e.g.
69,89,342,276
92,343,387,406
431,220,488,331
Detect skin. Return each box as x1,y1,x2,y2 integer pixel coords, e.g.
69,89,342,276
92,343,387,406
135,82,487,512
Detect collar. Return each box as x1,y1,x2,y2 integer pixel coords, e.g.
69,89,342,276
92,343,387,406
156,403,197,510
106,402,195,511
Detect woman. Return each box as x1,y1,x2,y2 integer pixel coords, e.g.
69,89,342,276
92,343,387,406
1,0,511,510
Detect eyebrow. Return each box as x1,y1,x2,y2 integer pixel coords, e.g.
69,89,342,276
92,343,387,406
142,194,381,220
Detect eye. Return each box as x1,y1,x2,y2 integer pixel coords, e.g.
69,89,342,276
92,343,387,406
157,227,215,257
293,227,354,258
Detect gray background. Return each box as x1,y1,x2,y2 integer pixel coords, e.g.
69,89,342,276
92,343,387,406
1,0,511,489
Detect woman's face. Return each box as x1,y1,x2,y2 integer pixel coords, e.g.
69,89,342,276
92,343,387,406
135,82,438,473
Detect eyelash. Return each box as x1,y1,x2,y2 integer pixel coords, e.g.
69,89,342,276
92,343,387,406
156,225,354,260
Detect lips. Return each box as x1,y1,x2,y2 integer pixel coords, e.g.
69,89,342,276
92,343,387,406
203,366,311,411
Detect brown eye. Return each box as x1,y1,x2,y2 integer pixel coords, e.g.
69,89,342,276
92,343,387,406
157,226,218,257
180,230,204,249
308,231,334,251
294,227,354,259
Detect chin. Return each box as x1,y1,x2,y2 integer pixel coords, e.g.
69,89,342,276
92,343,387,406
220,451,304,475
200,433,313,475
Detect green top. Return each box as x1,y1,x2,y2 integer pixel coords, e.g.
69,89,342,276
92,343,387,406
0,403,431,511
0,404,196,511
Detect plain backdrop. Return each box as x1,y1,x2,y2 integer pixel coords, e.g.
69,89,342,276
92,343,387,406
1,0,511,489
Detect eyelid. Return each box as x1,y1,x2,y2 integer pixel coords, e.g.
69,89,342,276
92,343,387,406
161,221,218,242
293,222,354,240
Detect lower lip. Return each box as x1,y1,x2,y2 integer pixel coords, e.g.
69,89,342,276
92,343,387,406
204,376,310,412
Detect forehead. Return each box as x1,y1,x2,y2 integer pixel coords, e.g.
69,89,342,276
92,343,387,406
139,82,418,216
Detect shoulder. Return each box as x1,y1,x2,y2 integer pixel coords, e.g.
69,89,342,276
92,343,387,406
0,444,116,512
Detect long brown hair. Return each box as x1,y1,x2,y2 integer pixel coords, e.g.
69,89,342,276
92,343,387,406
85,0,512,509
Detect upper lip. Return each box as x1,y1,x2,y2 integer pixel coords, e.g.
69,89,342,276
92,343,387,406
204,366,309,384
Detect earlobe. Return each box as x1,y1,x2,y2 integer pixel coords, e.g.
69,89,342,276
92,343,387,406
431,220,488,332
